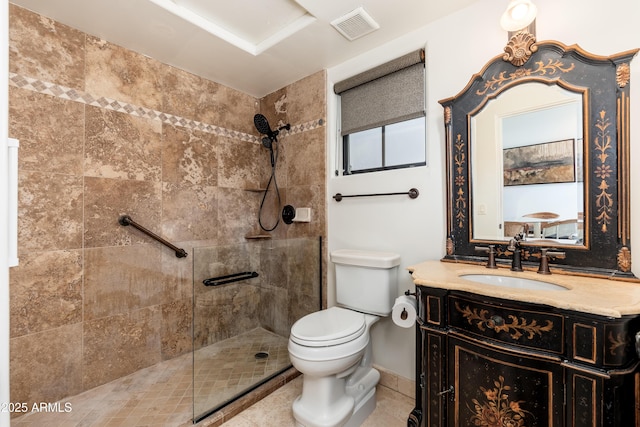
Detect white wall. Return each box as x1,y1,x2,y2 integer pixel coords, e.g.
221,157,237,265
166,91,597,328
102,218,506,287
326,0,640,381
1,1,10,425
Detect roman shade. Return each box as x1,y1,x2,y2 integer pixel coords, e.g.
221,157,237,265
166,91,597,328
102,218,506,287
335,49,425,136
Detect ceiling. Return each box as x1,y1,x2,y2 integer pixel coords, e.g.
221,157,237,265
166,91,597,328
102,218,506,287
10,0,477,98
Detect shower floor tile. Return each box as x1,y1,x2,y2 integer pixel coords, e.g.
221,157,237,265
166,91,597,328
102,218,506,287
11,328,289,427
11,326,414,426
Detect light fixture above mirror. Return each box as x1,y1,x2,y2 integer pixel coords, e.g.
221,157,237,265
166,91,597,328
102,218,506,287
500,0,537,31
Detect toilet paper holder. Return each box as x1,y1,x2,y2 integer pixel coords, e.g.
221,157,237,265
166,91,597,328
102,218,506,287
401,290,417,320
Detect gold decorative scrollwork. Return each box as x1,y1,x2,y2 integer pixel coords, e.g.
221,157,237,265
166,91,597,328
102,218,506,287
503,31,538,67
617,63,631,87
594,110,613,232
608,330,631,356
476,59,575,97
454,134,466,229
618,247,632,272
455,301,554,340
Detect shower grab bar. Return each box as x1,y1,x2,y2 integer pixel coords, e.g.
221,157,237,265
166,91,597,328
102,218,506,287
333,188,419,202
118,215,188,258
203,271,259,287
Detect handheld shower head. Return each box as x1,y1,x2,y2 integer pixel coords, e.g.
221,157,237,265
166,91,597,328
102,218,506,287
254,114,292,143
254,114,273,137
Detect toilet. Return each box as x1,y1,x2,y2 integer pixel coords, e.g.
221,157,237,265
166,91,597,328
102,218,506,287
288,249,400,427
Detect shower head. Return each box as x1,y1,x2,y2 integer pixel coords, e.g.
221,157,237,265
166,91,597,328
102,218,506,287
253,114,291,144
254,114,272,136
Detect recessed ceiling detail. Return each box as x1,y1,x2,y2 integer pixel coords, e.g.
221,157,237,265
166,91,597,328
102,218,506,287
331,7,380,41
149,0,316,55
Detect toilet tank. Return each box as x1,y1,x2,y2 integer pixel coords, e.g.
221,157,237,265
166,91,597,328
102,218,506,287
330,249,400,316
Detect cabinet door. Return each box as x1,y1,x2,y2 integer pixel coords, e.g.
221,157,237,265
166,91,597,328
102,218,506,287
448,335,564,426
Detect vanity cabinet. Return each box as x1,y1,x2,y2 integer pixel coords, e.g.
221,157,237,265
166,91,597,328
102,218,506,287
408,286,640,427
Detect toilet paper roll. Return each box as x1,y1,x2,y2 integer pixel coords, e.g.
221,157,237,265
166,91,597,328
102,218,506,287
392,295,417,328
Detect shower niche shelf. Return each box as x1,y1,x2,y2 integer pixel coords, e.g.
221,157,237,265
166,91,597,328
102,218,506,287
244,187,267,192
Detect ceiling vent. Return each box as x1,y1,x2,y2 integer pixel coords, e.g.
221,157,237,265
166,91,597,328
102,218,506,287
331,7,380,41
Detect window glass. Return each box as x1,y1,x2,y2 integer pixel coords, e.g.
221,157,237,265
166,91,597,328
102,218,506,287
343,117,425,174
385,117,425,167
347,128,382,172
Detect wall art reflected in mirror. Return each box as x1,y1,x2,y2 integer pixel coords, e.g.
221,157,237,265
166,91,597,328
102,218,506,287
440,34,638,278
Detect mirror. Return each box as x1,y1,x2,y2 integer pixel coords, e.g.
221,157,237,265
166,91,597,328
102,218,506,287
439,34,638,278
471,83,584,244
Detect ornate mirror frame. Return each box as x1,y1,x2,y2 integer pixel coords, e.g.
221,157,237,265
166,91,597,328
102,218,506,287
439,33,638,278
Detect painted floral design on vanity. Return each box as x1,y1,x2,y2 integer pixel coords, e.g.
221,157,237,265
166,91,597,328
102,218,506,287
469,376,530,427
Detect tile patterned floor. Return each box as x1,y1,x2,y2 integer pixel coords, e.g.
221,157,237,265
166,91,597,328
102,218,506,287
193,328,291,420
219,376,414,427
11,326,413,426
11,328,290,427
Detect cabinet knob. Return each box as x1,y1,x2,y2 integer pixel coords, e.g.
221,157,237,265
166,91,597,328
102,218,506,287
636,331,640,358
486,315,505,329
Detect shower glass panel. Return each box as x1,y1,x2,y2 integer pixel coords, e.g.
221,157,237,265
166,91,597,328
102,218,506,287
192,237,322,423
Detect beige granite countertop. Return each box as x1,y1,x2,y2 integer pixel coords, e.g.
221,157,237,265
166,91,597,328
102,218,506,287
408,260,640,318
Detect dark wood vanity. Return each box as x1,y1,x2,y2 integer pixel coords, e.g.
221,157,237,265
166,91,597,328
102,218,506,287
407,264,640,426
408,32,640,426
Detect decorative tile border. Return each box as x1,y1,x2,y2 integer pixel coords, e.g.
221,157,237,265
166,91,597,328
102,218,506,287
9,72,324,142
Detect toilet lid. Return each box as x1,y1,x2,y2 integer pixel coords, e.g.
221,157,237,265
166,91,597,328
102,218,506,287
290,307,366,347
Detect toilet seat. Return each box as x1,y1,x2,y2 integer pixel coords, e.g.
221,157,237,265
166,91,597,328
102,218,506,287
290,307,366,347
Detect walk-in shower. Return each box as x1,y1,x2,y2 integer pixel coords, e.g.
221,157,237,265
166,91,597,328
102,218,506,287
253,114,290,232
192,237,321,422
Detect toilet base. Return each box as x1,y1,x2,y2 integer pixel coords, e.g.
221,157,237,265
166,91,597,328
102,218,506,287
344,386,376,427
292,367,380,427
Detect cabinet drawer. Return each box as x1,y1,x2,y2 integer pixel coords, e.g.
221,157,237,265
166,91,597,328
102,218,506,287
449,294,565,354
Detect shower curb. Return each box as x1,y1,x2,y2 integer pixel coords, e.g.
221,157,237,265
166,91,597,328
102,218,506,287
184,367,301,427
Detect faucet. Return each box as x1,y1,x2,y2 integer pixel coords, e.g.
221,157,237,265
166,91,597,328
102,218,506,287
507,233,524,271
537,248,566,274
475,245,497,269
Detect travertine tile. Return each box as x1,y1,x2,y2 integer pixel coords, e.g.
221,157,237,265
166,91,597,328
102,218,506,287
9,4,86,90
216,187,261,243
83,245,174,320
160,298,193,360
217,136,269,190
210,84,261,136
162,181,218,242
9,249,83,337
85,105,162,181
83,176,162,248
83,307,162,389
163,63,260,135
18,170,84,252
9,87,84,176
85,35,163,111
162,125,218,186
9,324,83,410
285,127,325,187
284,71,327,125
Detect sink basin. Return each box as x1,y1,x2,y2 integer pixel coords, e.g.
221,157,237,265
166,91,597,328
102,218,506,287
460,274,568,291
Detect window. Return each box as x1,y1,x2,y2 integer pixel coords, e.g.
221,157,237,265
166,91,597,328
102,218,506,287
335,49,426,175
343,117,426,174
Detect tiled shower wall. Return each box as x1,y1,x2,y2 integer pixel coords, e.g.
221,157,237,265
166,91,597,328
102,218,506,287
7,3,326,410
